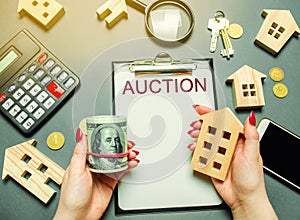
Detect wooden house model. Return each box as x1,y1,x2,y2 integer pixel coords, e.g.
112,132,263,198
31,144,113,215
18,0,65,30
226,65,267,110
2,139,65,203
190,108,243,181
96,0,128,28
254,9,300,55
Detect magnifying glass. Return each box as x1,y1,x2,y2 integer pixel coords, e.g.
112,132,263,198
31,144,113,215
126,0,195,42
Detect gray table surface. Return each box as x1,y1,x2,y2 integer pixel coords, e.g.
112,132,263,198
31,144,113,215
0,0,299,219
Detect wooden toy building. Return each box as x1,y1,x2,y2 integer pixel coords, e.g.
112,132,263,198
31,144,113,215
2,140,65,204
18,0,65,30
254,9,300,55
190,108,243,181
226,65,267,110
96,0,128,28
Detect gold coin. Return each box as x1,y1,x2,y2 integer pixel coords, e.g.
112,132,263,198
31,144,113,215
269,67,284,82
273,83,288,98
227,23,244,39
47,132,65,150
79,118,87,135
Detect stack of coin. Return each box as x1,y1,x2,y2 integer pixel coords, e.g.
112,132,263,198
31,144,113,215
269,67,288,98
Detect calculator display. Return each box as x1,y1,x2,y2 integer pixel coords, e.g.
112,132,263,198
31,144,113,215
0,50,19,74
0,29,80,135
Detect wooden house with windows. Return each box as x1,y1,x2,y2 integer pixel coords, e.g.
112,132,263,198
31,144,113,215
18,0,65,30
226,65,267,110
190,108,243,181
254,9,300,55
2,139,65,203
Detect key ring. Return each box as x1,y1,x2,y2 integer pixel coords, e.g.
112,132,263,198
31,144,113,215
214,10,225,22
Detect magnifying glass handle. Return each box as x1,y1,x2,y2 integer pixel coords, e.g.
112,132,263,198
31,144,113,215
126,0,147,13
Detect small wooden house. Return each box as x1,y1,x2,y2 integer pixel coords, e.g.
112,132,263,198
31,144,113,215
254,9,300,55
18,0,65,30
2,139,65,203
190,108,243,181
96,0,128,28
226,65,267,110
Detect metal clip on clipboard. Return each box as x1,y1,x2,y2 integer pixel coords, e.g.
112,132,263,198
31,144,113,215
129,52,197,76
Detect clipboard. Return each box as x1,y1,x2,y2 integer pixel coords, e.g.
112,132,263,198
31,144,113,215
113,53,222,213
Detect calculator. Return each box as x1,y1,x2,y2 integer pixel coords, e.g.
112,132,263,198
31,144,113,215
0,29,80,135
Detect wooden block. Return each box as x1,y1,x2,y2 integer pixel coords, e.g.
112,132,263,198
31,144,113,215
18,0,65,30
226,65,267,110
96,0,128,28
254,9,300,55
190,108,244,181
2,139,65,204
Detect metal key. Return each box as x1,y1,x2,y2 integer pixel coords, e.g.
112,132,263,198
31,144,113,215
208,17,228,52
220,20,234,59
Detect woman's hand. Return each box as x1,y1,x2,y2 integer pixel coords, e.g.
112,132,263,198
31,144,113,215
53,128,139,220
188,105,278,220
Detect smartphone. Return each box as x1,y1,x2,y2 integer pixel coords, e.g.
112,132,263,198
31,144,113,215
257,118,300,191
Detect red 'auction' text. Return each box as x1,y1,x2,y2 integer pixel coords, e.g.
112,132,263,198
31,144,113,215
122,78,206,95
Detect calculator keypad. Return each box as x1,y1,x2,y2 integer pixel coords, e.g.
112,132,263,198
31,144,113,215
44,97,56,109
33,107,45,119
3,98,14,110
13,88,25,100
37,91,49,102
16,111,28,123
0,50,79,133
9,105,21,116
23,79,35,90
20,95,32,106
47,81,65,98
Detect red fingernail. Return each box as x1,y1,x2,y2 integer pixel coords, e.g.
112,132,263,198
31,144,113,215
249,111,256,126
190,121,197,127
134,159,140,163
132,149,140,155
187,130,194,135
188,129,197,135
128,140,136,147
187,143,194,150
193,104,199,109
76,128,83,143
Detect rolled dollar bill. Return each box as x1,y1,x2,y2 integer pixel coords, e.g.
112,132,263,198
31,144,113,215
86,116,128,173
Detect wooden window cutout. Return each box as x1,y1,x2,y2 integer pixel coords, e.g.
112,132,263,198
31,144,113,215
203,141,213,150
218,146,227,155
22,154,32,163
43,2,49,7
278,26,285,33
272,22,278,28
223,131,231,140
208,126,217,135
199,156,208,165
274,33,281,39
22,170,32,180
38,164,48,173
213,162,222,170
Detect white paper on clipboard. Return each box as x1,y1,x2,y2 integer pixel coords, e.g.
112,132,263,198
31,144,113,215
113,54,222,212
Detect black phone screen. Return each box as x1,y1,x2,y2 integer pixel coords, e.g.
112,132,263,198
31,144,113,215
260,121,300,190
